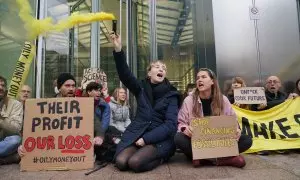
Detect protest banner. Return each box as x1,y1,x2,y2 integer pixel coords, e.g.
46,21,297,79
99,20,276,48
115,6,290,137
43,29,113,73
20,98,94,171
191,116,238,160
234,87,266,104
234,98,300,153
7,41,35,99
81,68,107,90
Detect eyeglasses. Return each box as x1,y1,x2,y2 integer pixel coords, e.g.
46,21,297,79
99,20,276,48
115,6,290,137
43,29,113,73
267,80,280,84
21,90,31,93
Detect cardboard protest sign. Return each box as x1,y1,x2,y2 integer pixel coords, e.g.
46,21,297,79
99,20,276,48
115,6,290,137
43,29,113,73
234,87,266,104
191,116,238,160
81,68,107,90
20,98,94,171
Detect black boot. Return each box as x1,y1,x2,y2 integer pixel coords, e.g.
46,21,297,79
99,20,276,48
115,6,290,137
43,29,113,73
0,153,21,165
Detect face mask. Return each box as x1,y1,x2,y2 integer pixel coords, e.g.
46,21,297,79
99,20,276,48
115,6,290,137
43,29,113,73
54,87,59,94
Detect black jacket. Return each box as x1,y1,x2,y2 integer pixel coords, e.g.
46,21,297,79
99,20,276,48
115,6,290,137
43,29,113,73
251,90,286,111
113,50,180,160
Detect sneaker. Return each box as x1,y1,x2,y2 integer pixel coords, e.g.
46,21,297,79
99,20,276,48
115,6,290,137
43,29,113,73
257,150,270,156
216,155,246,168
0,153,21,165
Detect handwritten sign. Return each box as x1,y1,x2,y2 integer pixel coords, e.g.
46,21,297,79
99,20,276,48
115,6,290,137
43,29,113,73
81,68,107,89
234,87,266,104
20,98,94,171
191,116,238,160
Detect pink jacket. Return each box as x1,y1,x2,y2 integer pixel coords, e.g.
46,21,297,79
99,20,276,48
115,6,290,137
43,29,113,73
177,94,237,132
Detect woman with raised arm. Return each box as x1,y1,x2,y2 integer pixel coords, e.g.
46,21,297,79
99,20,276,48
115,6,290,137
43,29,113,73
109,33,180,172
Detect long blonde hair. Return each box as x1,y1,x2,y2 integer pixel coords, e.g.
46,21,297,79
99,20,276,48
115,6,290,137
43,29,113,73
192,68,224,116
112,87,128,106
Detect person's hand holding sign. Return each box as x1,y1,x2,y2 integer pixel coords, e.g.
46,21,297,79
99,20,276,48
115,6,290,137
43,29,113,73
135,138,145,147
102,88,109,98
233,102,241,107
18,145,26,157
93,136,104,146
257,103,267,110
236,128,241,141
287,93,299,99
182,126,193,138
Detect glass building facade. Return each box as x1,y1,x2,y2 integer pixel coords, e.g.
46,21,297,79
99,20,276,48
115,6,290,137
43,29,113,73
1,0,300,105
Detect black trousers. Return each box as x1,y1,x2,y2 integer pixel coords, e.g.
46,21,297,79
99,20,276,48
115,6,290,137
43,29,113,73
94,126,122,162
174,132,253,159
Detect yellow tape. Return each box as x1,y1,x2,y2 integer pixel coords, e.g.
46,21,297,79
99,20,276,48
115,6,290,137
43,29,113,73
7,42,35,99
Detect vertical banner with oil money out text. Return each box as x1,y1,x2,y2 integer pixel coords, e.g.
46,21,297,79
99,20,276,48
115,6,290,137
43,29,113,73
20,98,94,172
7,41,35,99
191,116,238,160
234,98,300,153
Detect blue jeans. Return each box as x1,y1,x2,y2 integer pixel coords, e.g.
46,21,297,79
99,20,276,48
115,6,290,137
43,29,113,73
0,135,21,157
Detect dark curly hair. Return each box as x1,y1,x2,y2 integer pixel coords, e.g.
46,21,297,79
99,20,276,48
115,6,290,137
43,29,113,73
86,81,103,93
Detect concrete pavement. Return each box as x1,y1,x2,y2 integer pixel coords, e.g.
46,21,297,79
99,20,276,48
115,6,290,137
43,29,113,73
0,153,299,180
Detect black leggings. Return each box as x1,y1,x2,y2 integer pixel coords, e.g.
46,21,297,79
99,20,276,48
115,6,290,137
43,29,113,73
115,145,162,173
174,132,253,159
94,126,122,162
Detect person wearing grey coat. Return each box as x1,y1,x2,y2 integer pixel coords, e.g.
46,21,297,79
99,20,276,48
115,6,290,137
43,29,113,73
109,97,131,133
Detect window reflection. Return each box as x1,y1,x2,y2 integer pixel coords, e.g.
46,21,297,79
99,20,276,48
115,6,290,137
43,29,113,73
0,0,36,90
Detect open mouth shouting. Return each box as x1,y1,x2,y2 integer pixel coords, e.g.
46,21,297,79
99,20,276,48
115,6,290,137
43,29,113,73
157,73,163,79
197,82,204,90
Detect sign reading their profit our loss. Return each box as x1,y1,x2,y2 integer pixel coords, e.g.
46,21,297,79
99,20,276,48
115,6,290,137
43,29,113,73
191,116,239,160
81,68,107,89
20,98,94,172
234,87,266,104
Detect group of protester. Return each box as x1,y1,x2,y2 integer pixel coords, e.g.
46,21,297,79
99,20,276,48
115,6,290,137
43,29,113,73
0,72,131,165
0,32,299,173
227,76,299,155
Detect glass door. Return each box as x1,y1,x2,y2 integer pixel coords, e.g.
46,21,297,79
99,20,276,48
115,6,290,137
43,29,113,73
69,0,92,88
41,0,92,97
135,0,216,94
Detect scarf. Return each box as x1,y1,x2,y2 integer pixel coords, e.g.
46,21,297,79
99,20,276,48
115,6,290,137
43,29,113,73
142,78,173,107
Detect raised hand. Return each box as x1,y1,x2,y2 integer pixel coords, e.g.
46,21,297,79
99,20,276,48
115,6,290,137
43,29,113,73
109,31,122,52
102,88,109,98
233,102,241,107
